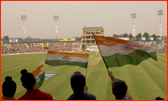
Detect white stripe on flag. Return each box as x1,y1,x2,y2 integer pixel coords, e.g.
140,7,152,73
98,43,155,56
35,69,44,83
46,54,88,63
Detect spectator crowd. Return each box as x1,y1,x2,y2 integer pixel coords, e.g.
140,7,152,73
2,70,163,100
136,41,167,53
1,41,167,54
1,41,82,54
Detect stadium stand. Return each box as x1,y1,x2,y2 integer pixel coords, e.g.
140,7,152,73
136,41,167,53
1,41,82,54
1,40,167,54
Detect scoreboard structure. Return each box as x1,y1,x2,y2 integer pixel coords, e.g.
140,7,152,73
82,27,104,45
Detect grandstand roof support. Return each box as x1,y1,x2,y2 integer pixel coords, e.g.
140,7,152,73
21,15,26,38
131,13,136,37
158,10,163,37
54,15,59,39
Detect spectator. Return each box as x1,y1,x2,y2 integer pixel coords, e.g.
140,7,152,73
1,76,17,100
18,69,53,100
108,71,133,100
67,72,96,100
155,97,164,100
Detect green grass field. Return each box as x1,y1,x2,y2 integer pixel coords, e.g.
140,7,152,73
1,52,167,100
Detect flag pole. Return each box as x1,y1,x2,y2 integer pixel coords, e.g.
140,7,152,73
85,68,87,79
93,34,109,72
84,68,88,94
38,65,43,69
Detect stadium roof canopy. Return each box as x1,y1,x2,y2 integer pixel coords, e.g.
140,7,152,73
83,27,104,30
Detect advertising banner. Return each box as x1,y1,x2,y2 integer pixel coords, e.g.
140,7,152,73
137,37,141,40
146,37,150,40
141,37,145,40
154,37,157,40
150,37,153,40
9,39,18,43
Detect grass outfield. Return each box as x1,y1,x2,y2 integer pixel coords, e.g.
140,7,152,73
1,52,167,100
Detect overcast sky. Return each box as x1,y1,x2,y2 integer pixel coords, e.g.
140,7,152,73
1,1,167,39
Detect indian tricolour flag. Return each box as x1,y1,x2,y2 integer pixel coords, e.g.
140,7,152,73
31,65,45,89
45,51,89,68
93,34,157,68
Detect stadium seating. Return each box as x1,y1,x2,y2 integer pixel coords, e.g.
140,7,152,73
1,41,166,54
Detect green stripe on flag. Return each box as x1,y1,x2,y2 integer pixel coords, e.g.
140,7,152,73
103,49,157,68
35,72,45,89
45,60,88,68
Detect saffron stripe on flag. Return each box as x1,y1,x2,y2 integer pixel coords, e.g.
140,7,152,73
48,51,89,58
93,35,135,47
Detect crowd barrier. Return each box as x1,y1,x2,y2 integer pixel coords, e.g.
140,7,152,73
1,52,47,56
1,51,74,56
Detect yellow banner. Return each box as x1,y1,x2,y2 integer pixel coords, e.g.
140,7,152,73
59,38,75,41
67,38,75,41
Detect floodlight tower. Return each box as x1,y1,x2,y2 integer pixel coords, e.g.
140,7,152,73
54,15,59,39
131,13,136,37
21,15,26,38
158,10,163,37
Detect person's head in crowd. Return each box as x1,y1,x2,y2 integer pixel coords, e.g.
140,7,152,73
2,76,17,97
70,72,86,93
21,69,36,90
112,79,128,99
155,97,164,100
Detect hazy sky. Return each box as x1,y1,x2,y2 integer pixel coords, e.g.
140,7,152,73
1,1,167,39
